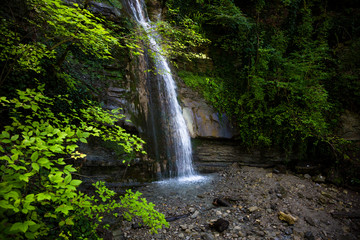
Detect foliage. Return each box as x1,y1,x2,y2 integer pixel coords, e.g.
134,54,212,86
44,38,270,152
0,86,168,239
154,19,210,62
0,0,120,88
178,71,228,111
167,0,358,161
29,0,119,58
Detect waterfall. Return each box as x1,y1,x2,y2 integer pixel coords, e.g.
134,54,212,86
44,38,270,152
126,0,196,178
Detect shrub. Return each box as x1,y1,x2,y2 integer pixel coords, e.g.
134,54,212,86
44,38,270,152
0,85,168,239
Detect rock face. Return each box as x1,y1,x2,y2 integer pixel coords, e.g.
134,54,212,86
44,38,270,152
64,0,122,22
337,110,360,141
88,1,122,21
193,139,284,172
177,79,236,139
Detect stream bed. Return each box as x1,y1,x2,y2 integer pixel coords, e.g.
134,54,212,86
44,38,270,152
113,165,360,240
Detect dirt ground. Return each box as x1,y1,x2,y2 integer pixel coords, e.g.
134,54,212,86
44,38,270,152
113,165,360,240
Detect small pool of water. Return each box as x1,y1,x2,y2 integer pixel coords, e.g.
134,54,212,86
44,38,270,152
137,173,217,203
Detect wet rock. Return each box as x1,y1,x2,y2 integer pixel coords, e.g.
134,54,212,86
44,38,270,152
209,218,229,232
304,216,316,226
278,211,298,225
271,203,278,211
304,231,315,240
213,198,231,207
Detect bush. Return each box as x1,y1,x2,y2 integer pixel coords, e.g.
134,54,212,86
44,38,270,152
0,85,168,239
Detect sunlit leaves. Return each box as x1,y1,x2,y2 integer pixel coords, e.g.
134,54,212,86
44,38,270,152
0,86,165,239
30,0,119,59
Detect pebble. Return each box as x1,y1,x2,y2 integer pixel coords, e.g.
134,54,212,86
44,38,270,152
278,211,297,225
248,206,259,212
180,224,187,230
234,226,241,231
191,210,200,219
201,233,215,240
304,216,316,226
284,227,293,235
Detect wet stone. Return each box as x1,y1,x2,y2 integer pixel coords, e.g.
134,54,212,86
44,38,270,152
304,231,315,240
304,216,316,226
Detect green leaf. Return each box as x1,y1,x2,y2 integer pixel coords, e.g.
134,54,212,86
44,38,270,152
55,204,74,215
11,134,19,141
0,200,14,209
48,173,63,183
1,131,10,138
65,217,74,225
79,138,87,143
32,162,39,171
31,152,39,162
49,145,63,152
11,153,19,161
64,174,72,184
10,222,28,233
5,191,20,200
36,192,52,201
37,158,49,166
70,179,82,186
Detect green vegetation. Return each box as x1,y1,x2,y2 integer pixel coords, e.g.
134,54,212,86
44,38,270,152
167,0,360,163
0,86,167,239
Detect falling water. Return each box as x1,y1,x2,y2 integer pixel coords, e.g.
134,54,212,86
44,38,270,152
126,0,197,179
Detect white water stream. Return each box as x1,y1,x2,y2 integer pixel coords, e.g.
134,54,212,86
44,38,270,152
128,0,200,180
